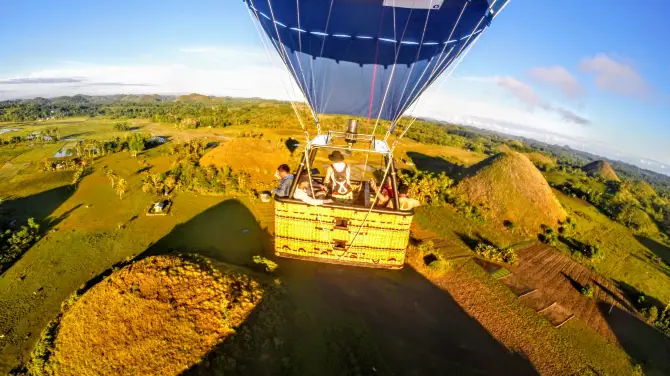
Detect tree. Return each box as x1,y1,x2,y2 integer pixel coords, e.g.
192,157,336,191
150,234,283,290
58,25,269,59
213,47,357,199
7,218,40,251
114,122,130,131
116,178,128,199
128,133,147,157
106,169,117,188
71,165,85,187
164,175,177,193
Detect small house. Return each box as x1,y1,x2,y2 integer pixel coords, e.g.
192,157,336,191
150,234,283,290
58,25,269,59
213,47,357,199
153,201,165,213
149,136,167,145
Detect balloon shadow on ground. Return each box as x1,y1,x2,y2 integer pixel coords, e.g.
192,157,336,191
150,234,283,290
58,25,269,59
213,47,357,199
598,302,670,375
1,185,78,275
284,137,300,155
635,235,670,266
129,200,541,375
139,199,272,266
406,151,465,177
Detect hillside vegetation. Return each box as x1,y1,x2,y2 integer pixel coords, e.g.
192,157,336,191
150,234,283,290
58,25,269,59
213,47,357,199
456,151,566,235
1,94,669,375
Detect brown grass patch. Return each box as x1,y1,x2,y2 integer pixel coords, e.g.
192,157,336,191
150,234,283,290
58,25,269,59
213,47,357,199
525,152,556,168
200,138,297,189
456,151,567,235
37,255,262,376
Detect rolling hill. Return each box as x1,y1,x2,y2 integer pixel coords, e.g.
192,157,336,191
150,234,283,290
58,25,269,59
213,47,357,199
456,151,567,234
582,160,621,181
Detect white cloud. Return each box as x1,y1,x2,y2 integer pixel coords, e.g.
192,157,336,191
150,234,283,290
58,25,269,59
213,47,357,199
580,54,651,100
0,46,304,102
461,75,590,125
528,66,583,98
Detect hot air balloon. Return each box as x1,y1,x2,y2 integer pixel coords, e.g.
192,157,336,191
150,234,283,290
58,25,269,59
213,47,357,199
244,0,509,268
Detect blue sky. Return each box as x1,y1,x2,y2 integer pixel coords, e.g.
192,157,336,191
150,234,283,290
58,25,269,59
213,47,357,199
1,0,668,170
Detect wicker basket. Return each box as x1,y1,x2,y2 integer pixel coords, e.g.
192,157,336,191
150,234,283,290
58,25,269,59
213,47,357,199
274,200,413,269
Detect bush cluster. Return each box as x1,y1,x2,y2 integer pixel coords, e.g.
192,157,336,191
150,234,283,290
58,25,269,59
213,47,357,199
581,284,595,298
113,122,130,131
636,293,670,337
415,240,453,276
474,242,517,265
0,218,40,272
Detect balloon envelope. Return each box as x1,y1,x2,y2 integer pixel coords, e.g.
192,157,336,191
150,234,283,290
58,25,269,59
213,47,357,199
245,0,506,124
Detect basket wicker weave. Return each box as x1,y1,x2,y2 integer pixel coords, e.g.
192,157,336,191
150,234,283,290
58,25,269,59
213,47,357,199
274,200,413,269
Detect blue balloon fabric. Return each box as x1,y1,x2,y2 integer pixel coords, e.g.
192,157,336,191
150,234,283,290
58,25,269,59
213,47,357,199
245,0,506,127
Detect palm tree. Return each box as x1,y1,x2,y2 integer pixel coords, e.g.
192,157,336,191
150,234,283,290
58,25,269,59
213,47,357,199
106,169,117,188
116,178,128,199
164,175,177,194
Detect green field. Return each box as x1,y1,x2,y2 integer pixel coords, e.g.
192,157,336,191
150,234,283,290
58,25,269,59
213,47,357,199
1,112,667,375
553,189,670,303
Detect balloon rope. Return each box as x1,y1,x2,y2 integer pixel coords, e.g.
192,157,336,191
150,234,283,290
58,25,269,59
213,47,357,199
367,64,379,130
314,0,335,119
292,0,320,124
388,28,488,144
262,0,319,126
399,1,496,119
246,3,309,137
366,9,385,131
302,146,340,256
386,0,508,143
343,150,395,258
389,0,435,134
389,0,468,128
371,2,402,136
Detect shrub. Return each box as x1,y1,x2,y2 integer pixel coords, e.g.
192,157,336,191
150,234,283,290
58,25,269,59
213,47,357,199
655,306,670,336
474,242,517,265
1,218,41,269
539,228,559,246
127,132,148,156
113,122,130,131
582,243,603,261
581,284,595,298
559,217,577,236
415,240,453,276
252,256,278,274
397,169,453,205
641,305,659,323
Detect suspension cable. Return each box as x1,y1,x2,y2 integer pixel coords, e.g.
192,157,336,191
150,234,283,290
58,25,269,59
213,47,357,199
390,0,468,128
262,0,320,125
386,0,505,143
371,2,407,137
246,2,310,140
390,0,435,133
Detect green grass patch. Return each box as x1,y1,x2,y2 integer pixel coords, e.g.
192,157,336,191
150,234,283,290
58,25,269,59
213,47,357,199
490,267,511,279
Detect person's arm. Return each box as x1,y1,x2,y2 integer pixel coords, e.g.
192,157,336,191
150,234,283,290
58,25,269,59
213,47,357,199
345,166,351,184
324,166,333,185
294,189,329,206
277,177,293,197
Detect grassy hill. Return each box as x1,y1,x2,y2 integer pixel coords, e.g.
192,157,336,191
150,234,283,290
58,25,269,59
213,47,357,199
455,151,567,235
582,160,621,181
631,180,658,200
29,255,263,376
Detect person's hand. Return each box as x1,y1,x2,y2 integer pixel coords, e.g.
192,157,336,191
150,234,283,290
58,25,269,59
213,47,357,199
324,199,334,204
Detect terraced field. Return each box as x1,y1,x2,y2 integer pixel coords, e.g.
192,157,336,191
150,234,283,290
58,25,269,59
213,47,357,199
491,243,670,374
500,243,629,340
